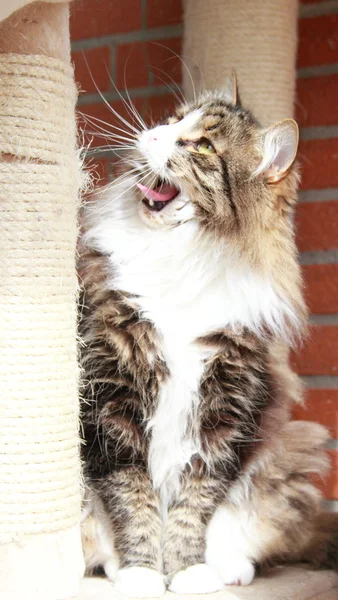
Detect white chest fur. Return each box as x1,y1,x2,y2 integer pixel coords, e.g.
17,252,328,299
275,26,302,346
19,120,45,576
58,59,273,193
86,192,293,504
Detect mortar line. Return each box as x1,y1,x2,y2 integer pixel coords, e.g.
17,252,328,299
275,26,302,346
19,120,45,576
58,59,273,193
300,125,338,141
298,63,338,79
309,314,338,325
72,25,183,52
300,250,338,265
302,375,338,389
299,0,338,18
299,188,338,203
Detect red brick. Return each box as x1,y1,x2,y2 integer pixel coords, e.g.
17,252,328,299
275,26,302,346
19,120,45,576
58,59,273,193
292,389,338,437
116,38,182,90
298,15,338,69
296,75,338,127
72,47,111,94
299,138,338,189
147,0,183,29
292,326,338,376
303,264,338,315
295,201,338,252
70,0,142,41
314,450,338,499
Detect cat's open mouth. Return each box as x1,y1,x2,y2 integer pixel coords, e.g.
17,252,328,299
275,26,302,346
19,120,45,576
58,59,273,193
137,179,180,212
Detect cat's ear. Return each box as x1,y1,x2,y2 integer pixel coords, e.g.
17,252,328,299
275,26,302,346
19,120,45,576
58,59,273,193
253,119,299,183
224,71,241,106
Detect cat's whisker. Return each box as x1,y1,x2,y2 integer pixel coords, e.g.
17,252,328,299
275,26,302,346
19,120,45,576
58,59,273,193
123,89,147,133
85,136,135,147
102,96,141,136
89,146,136,153
80,112,136,143
85,140,136,157
94,166,154,212
150,41,197,104
89,165,145,198
148,65,185,104
103,62,148,133
89,149,135,162
123,61,148,132
82,128,136,145
82,53,141,136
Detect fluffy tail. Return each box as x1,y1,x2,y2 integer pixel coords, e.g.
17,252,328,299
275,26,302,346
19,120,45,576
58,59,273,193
300,512,338,571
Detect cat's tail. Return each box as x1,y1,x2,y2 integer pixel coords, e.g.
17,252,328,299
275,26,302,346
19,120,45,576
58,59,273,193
299,512,338,571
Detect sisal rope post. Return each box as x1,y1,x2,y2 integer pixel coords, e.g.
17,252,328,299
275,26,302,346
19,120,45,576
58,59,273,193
183,0,298,125
0,4,84,599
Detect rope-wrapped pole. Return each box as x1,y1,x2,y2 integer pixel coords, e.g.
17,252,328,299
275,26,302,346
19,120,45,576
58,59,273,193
183,0,298,124
0,3,83,599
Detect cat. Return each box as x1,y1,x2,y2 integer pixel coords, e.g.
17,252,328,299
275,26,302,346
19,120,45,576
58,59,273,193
78,78,338,596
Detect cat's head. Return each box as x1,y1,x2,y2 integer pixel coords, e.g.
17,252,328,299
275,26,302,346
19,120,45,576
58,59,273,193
134,77,299,243
84,78,305,340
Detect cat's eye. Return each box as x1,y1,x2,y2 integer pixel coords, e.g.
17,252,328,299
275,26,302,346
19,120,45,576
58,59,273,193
196,140,215,155
183,138,216,155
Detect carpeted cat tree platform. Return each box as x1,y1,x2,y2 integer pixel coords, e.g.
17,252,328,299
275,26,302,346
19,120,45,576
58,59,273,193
0,1,337,600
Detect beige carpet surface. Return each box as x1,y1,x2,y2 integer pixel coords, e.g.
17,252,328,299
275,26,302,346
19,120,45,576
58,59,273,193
78,567,338,600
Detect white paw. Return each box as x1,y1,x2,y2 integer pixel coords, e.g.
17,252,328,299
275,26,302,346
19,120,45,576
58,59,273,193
114,566,166,597
216,557,255,586
104,557,119,582
169,563,224,594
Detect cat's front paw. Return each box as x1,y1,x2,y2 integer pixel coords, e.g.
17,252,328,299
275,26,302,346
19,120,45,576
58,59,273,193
114,566,165,597
215,556,255,586
169,564,224,594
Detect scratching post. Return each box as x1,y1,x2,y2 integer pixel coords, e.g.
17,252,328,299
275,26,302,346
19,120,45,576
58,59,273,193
0,3,83,599
183,0,298,124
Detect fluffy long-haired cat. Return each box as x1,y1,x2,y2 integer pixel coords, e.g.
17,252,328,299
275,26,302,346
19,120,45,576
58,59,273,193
79,78,338,596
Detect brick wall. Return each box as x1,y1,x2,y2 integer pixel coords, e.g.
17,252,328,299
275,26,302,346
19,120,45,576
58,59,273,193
292,0,338,510
70,0,338,510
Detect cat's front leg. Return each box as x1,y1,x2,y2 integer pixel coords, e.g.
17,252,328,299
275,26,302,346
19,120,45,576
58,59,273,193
205,504,256,586
163,473,224,594
98,466,165,597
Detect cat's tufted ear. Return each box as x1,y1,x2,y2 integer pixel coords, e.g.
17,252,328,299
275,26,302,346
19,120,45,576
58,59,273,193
253,119,299,183
224,72,240,106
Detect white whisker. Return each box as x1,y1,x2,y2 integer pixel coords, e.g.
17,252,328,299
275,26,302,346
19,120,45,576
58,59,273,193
149,65,185,104
151,42,197,104
81,52,141,135
94,167,154,213
102,61,147,133
123,61,148,132
80,112,136,143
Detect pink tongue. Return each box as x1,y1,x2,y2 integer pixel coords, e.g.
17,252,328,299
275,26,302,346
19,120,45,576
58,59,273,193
137,182,178,202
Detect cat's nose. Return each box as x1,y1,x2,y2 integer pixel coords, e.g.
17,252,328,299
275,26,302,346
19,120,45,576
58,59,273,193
139,131,158,148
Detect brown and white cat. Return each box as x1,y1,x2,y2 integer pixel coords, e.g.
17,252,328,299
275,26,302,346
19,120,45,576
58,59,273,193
79,80,337,596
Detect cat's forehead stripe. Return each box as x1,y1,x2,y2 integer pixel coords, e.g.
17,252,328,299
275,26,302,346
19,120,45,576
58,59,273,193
170,109,203,136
